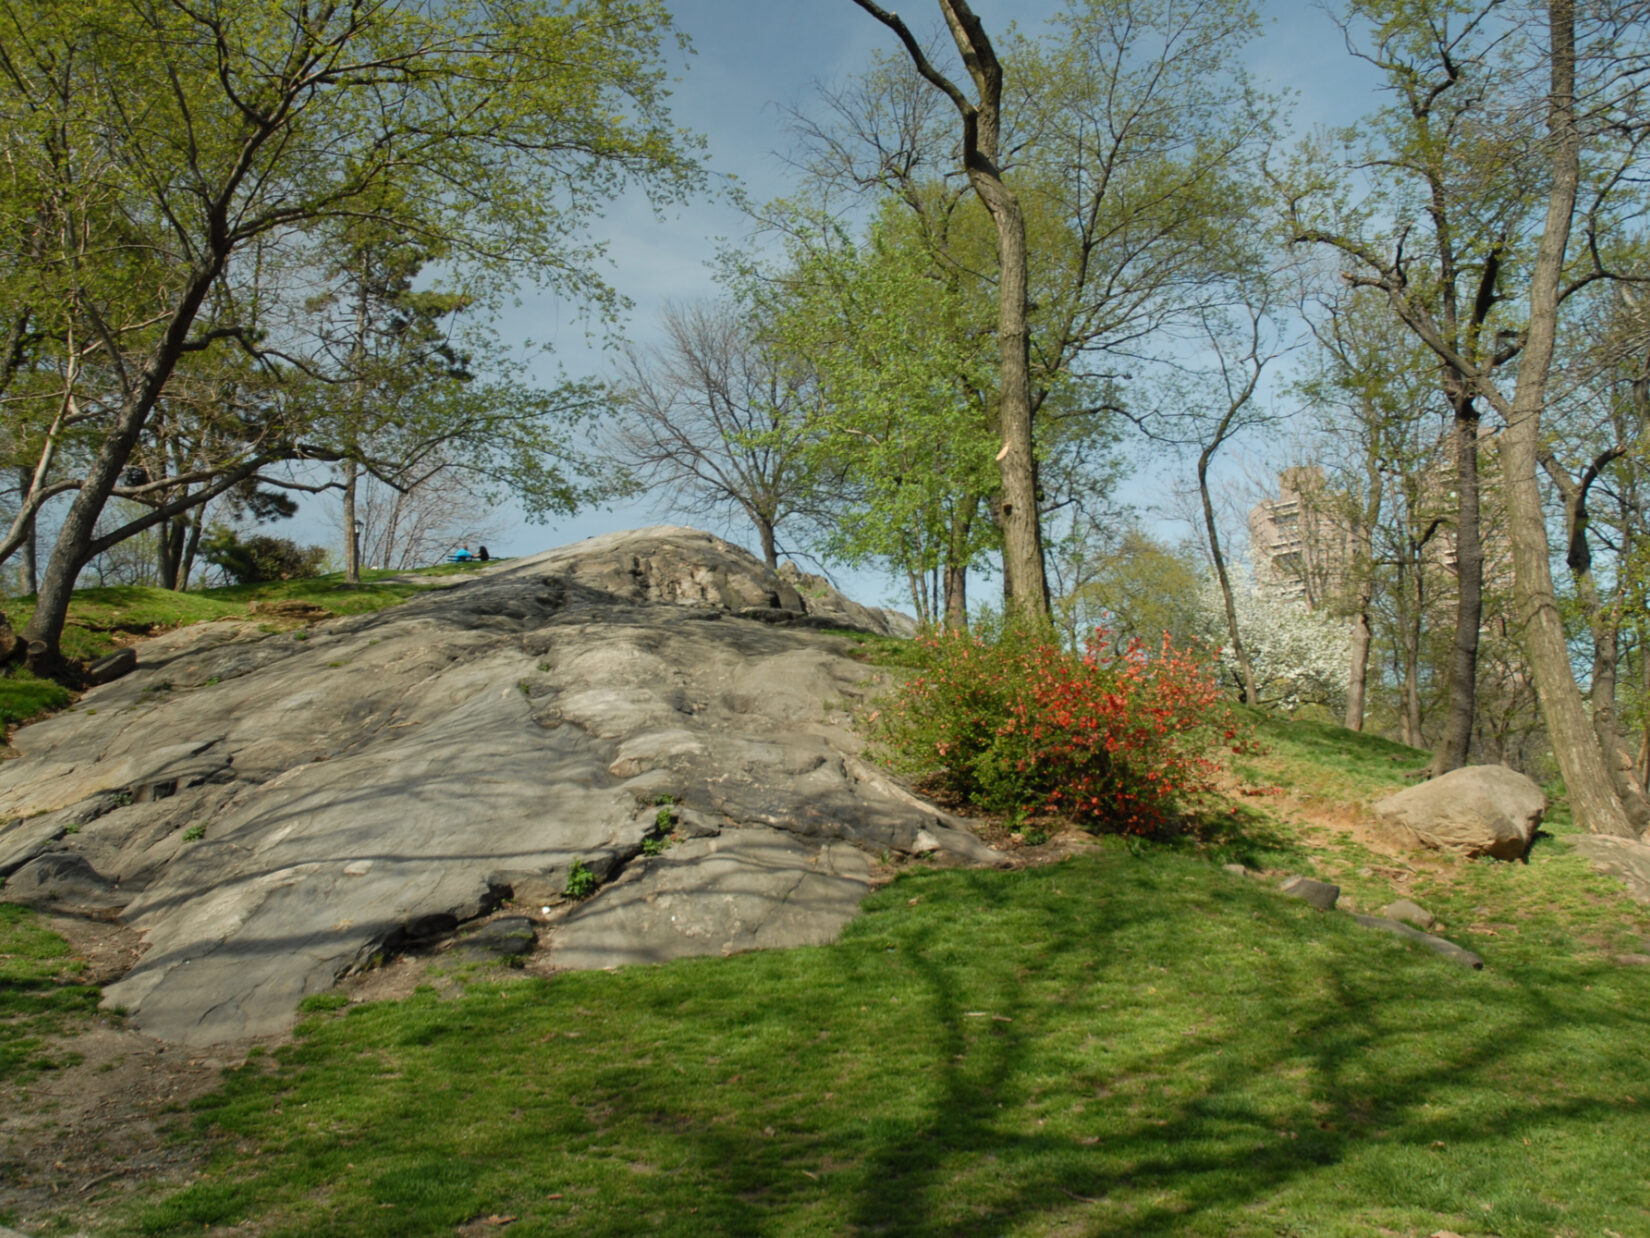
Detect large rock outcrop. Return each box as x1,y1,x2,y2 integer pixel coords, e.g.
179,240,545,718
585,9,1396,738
1373,765,1546,860
0,527,993,1045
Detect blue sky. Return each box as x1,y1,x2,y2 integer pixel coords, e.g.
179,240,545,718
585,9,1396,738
321,1,1390,603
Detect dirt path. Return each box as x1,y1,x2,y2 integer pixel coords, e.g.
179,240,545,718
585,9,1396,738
0,915,262,1237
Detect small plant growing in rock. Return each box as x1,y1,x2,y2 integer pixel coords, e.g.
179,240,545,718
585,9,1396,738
642,834,669,856
564,859,599,900
181,825,205,842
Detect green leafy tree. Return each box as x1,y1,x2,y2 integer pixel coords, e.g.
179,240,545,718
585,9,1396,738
0,0,699,675
756,206,1001,624
814,0,1274,623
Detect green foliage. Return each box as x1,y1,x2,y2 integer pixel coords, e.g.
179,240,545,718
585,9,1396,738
0,0,703,662
563,860,600,901
748,206,1003,620
0,670,73,727
0,905,102,1082
872,620,1240,833
181,825,206,842
297,992,352,1014
200,528,328,586
1052,525,1205,654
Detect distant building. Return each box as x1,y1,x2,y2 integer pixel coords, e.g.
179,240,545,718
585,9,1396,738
1247,466,1353,608
1247,451,1513,613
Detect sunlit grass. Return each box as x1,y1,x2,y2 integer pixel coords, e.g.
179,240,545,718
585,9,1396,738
118,838,1650,1238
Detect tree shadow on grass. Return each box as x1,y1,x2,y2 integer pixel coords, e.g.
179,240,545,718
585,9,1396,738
136,852,1650,1237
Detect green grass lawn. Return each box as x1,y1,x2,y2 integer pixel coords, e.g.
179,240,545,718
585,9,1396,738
108,826,1650,1238
0,904,103,1082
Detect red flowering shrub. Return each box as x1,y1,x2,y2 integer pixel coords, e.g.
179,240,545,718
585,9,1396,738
868,623,1239,834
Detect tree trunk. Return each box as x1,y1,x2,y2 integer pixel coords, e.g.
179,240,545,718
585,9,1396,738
1393,555,1424,749
1345,607,1373,732
1198,450,1256,705
343,460,361,585
1402,613,1423,749
1431,400,1483,773
848,0,1049,623
21,251,224,675
179,508,204,591
16,468,36,596
157,514,189,590
1589,606,1650,829
982,184,1048,623
1498,0,1635,835
1344,464,1381,732
756,515,778,570
942,495,974,631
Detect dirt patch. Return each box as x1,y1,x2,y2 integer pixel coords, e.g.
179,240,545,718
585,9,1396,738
0,1021,253,1235
0,913,271,1237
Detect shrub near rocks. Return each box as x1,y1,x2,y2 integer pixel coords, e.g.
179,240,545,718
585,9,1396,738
870,624,1240,834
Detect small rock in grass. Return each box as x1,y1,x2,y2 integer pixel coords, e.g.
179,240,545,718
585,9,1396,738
1350,913,1482,969
1222,863,1251,878
1378,899,1437,931
1280,875,1339,911
1615,952,1650,966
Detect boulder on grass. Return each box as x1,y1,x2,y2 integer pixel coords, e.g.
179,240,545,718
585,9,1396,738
1374,765,1544,860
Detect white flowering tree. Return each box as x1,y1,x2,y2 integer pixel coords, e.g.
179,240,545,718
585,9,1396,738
1196,570,1351,712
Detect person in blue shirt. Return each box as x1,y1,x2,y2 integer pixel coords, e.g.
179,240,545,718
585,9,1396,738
452,545,473,562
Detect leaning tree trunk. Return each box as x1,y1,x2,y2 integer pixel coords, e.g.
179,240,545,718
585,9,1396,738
1500,0,1636,836
1431,398,1484,774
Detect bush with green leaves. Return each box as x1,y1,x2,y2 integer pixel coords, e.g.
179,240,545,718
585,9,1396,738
200,527,328,585
869,621,1241,835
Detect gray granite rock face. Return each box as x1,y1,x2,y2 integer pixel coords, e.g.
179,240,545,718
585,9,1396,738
0,527,994,1045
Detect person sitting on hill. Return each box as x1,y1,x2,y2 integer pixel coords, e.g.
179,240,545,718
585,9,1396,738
451,545,473,562
477,545,490,562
